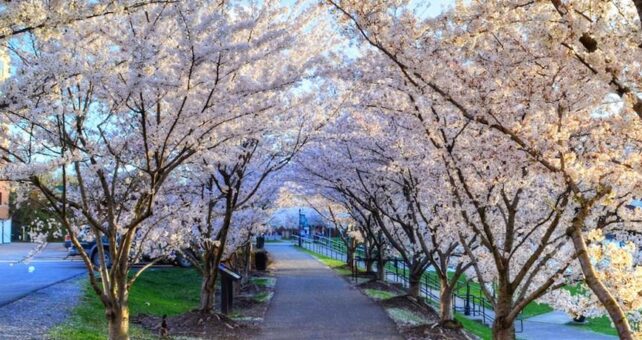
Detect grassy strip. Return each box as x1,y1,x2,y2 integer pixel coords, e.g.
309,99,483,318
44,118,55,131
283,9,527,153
385,307,425,326
253,291,274,303
49,268,201,340
567,316,618,336
364,289,399,300
455,313,492,340
520,301,554,318
250,277,276,288
298,246,353,276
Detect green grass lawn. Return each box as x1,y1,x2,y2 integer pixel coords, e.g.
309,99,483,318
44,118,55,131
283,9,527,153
250,277,277,288
253,291,274,303
49,268,201,340
559,284,618,336
455,313,492,340
364,288,399,300
567,316,618,336
520,301,554,318
298,246,353,275
385,307,425,326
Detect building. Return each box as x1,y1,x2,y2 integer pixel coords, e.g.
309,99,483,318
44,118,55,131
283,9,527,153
0,182,9,243
0,46,10,244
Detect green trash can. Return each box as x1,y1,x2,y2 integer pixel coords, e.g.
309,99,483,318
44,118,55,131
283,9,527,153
255,250,268,271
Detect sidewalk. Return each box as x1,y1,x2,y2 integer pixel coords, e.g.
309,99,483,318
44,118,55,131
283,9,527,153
0,242,73,262
255,244,402,340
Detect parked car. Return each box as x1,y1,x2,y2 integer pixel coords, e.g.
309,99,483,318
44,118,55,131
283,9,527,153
65,233,194,268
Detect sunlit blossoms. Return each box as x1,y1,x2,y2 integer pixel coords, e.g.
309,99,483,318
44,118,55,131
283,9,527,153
2,1,642,340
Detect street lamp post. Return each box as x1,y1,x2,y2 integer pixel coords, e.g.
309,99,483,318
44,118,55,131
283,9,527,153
298,208,302,247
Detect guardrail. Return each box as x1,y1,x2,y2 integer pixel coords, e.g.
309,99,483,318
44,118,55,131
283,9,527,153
294,234,523,333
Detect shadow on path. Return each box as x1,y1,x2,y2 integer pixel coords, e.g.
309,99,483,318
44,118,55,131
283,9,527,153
255,244,402,340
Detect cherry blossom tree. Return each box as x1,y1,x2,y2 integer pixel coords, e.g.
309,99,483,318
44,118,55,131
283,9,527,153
0,1,334,338
328,1,642,338
183,134,309,313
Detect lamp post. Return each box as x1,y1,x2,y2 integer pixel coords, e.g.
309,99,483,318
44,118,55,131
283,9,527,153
298,208,302,247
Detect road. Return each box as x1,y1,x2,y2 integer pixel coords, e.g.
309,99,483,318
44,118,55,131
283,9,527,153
0,242,86,307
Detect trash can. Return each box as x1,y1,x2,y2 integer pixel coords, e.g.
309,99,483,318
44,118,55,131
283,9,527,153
256,236,265,249
255,249,268,271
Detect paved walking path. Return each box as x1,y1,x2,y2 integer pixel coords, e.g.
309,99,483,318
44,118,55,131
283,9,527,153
522,311,616,340
255,244,402,340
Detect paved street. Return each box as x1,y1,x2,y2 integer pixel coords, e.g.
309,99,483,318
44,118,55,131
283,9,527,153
0,243,85,307
256,244,402,340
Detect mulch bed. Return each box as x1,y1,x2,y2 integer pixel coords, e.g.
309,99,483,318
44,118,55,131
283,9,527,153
134,311,258,339
355,280,470,340
133,271,275,339
358,279,401,293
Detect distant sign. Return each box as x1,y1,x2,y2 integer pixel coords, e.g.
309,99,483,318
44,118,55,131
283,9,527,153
299,211,308,229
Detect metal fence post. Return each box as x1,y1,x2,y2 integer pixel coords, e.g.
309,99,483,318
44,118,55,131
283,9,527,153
394,258,399,282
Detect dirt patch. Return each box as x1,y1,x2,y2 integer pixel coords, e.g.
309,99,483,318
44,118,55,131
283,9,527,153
133,272,276,338
402,323,471,340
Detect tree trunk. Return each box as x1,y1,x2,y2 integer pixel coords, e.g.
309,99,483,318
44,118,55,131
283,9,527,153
492,291,515,340
439,283,454,321
199,250,217,313
408,272,421,298
199,270,216,312
242,243,251,284
376,255,385,281
346,247,355,268
491,319,515,340
199,198,235,314
570,221,634,339
107,304,130,340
